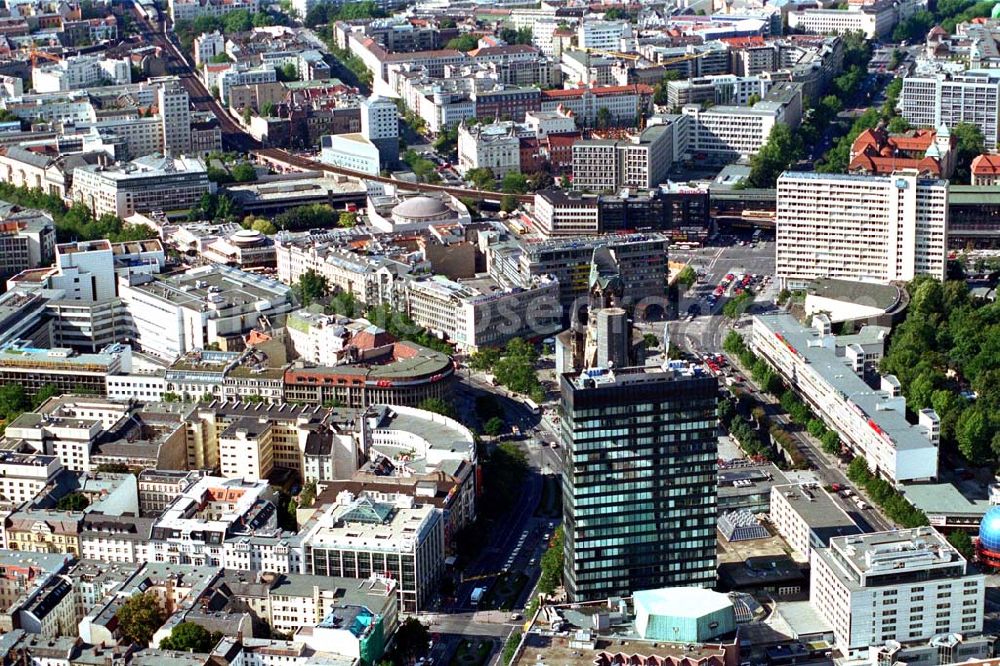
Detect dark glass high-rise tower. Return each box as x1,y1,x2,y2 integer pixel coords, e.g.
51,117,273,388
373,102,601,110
560,365,718,601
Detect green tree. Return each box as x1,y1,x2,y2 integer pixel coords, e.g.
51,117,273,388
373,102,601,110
502,632,522,666
260,102,276,117
251,219,277,235
418,397,457,419
947,529,975,560
820,430,841,454
643,333,659,349
276,62,298,82
208,52,232,64
295,269,329,306
484,416,505,437
55,492,89,511
338,211,358,227
117,592,166,646
886,116,911,133
231,162,257,182
956,406,991,462
466,167,496,190
159,622,221,653
952,122,985,183
746,123,800,188
0,383,29,421
501,171,528,194
500,194,518,213
676,265,697,288
470,348,501,371
242,106,252,125
722,292,754,319
32,384,60,409
446,34,479,51
222,9,253,32
298,480,317,507
746,93,761,106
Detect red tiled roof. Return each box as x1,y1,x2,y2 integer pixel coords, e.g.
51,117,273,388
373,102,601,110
972,153,1000,175
848,154,941,176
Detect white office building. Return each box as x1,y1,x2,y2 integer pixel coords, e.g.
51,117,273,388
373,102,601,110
787,5,894,39
811,528,984,659
49,240,117,301
71,154,212,218
320,133,381,176
300,492,445,613
219,65,277,106
776,170,948,288
681,83,802,161
118,264,295,361
404,274,561,350
0,452,63,505
901,70,1000,149
750,313,940,484
194,31,225,67
31,55,131,93
572,119,683,192
769,483,860,562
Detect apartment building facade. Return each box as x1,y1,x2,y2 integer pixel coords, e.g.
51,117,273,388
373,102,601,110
776,170,948,288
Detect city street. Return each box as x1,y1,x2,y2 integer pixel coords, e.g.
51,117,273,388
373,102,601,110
410,375,568,666
725,340,896,534
665,239,778,356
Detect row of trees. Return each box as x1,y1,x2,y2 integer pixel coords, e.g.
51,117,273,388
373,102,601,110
723,331,826,467
717,396,775,461
304,0,384,28
880,277,1000,463
537,527,564,595
0,182,156,243
175,10,278,52
846,458,929,527
895,0,995,40
187,192,241,223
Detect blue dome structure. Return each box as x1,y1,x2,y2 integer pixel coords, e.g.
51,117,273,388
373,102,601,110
978,506,1000,567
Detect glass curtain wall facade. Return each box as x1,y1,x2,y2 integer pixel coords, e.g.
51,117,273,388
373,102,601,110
560,368,719,601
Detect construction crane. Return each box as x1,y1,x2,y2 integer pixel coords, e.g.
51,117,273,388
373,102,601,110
659,50,712,67
27,47,60,67
581,47,642,62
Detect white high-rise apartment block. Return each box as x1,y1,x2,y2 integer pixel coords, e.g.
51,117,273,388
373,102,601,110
156,78,192,157
361,95,398,143
776,170,948,289
811,528,984,659
901,71,1000,149
361,95,399,166
577,20,630,51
